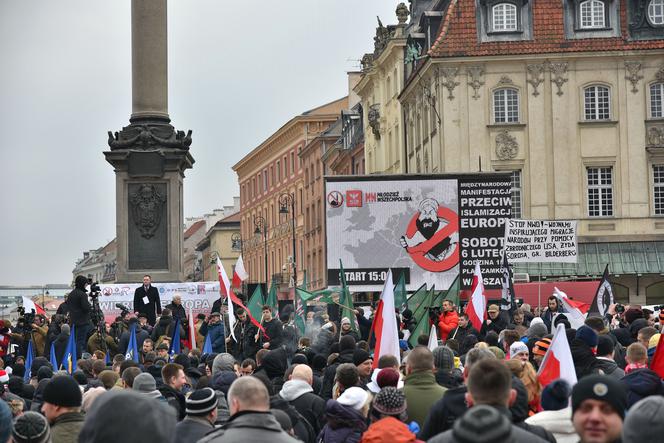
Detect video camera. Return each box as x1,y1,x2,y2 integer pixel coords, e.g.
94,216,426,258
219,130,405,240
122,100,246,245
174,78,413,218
115,303,131,318
87,279,101,298
16,306,36,325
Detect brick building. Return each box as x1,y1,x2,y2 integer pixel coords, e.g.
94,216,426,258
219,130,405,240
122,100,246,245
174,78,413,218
233,98,348,298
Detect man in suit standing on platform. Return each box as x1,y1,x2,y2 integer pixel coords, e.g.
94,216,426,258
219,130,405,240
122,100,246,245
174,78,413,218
134,275,162,326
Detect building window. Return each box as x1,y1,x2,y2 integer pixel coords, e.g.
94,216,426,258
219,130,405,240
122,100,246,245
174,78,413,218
587,167,613,217
579,0,606,29
276,161,281,182
654,165,664,215
651,83,664,118
510,170,522,218
492,3,518,31
649,0,664,25
584,85,610,120
493,88,519,123
262,170,268,192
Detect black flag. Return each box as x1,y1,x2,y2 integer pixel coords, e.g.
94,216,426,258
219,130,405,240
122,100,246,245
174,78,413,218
500,254,517,316
588,264,614,317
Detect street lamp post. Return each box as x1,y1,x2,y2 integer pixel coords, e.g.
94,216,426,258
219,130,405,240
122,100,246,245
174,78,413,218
279,192,297,288
231,232,243,256
253,215,268,287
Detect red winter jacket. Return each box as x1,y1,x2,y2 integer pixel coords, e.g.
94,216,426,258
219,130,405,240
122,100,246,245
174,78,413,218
438,310,459,342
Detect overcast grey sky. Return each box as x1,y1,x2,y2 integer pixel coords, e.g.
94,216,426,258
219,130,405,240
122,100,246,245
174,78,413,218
0,0,397,285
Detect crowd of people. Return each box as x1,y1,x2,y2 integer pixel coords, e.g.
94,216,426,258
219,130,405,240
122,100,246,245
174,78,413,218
1,276,664,443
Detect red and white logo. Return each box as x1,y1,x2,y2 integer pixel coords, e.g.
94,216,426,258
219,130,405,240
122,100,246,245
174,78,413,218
346,190,362,207
327,191,344,208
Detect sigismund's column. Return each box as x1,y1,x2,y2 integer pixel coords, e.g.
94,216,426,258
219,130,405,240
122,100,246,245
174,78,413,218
104,0,194,283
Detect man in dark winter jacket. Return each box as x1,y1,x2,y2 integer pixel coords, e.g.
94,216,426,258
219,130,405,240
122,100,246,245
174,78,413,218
595,335,625,379
227,308,258,361
174,388,217,443
447,313,479,345
321,335,356,400
278,364,326,437
165,295,187,324
151,308,175,342
258,306,282,350
428,358,548,443
198,376,298,443
419,348,494,440
571,326,602,380
158,363,187,421
621,342,664,408
68,275,92,357
133,275,161,326
41,375,85,443
479,304,509,339
540,296,560,332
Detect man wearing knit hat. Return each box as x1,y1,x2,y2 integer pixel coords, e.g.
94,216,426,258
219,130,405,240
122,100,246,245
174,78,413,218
622,396,664,442
509,341,529,362
525,379,577,443
132,372,166,401
571,374,626,443
340,316,360,342
174,387,218,442
361,386,416,441
41,375,84,443
352,348,373,384
571,325,602,380
12,411,51,443
532,337,551,368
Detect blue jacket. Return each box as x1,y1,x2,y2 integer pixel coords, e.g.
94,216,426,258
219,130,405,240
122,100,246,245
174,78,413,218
207,322,226,353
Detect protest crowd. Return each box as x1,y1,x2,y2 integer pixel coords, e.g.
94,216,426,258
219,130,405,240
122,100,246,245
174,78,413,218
1,270,664,443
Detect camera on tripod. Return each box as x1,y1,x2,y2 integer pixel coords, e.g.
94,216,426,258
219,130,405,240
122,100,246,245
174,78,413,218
87,279,101,298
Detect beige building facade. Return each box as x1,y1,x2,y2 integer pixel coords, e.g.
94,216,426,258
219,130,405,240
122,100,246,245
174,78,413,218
196,212,241,283
364,0,664,302
355,10,409,175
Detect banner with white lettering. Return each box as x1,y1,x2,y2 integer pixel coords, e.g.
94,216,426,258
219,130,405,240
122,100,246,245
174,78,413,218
96,281,220,323
504,219,578,263
325,173,512,291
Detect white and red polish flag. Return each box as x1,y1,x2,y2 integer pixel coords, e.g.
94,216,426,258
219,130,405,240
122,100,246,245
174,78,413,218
232,255,249,289
372,269,401,369
538,323,578,387
22,297,46,317
554,287,587,329
217,257,237,342
465,263,487,331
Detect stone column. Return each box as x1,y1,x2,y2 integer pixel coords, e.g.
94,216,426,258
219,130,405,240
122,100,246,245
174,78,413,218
131,0,168,121
105,0,194,283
